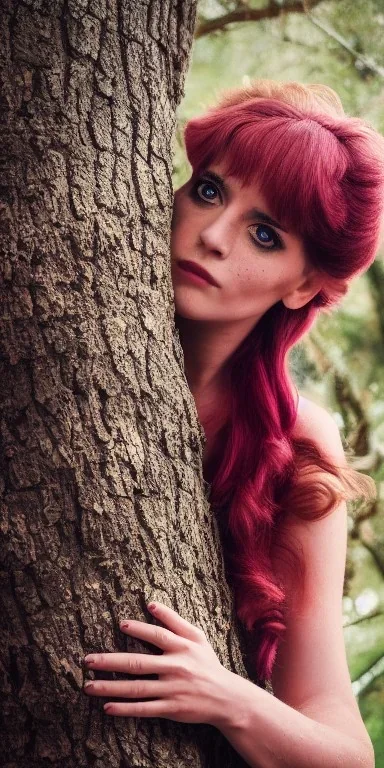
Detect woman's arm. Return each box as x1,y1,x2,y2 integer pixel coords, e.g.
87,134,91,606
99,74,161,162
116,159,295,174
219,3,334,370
216,672,374,768
216,491,374,768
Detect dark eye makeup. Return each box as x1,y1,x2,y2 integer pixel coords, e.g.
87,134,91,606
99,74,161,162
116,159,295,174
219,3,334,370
189,175,284,252
248,223,283,251
190,178,222,205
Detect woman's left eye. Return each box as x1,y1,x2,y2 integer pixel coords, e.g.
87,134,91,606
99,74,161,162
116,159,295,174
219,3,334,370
193,179,221,205
249,224,282,250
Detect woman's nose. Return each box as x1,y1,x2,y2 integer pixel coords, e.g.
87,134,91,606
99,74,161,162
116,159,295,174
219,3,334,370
199,215,234,258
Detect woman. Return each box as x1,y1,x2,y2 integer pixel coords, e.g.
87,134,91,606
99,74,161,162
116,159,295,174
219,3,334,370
83,81,384,767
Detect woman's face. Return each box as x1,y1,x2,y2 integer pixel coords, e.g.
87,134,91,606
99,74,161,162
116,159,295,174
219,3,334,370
171,163,319,325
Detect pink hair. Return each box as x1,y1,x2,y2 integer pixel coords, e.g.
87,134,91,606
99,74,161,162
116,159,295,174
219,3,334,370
183,82,384,682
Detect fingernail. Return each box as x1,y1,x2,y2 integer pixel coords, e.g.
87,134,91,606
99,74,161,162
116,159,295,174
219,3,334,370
147,602,156,611
84,655,96,665
84,681,94,690
120,621,130,629
104,703,113,713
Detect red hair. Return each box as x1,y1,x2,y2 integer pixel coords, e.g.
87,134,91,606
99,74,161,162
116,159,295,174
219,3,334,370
183,81,384,682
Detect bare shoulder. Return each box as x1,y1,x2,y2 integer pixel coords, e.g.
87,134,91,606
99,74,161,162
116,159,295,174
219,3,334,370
276,394,347,560
294,394,345,464
273,395,348,601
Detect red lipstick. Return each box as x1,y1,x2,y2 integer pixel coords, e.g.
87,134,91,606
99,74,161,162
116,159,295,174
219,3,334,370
177,260,220,287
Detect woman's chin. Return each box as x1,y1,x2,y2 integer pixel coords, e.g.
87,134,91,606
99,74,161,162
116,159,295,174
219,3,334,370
172,292,211,321
173,305,211,321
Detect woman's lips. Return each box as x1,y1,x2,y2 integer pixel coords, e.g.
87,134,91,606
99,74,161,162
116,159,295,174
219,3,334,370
176,260,220,287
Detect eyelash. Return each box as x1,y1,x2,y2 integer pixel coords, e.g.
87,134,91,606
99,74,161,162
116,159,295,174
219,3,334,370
189,177,283,252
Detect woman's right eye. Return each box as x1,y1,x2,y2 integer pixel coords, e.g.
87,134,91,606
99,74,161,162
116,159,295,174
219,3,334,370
193,179,221,205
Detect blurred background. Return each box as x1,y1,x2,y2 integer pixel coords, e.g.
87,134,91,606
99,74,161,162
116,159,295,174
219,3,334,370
173,0,384,760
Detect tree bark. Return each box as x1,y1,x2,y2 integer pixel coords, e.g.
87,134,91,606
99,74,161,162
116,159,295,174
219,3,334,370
0,2,252,766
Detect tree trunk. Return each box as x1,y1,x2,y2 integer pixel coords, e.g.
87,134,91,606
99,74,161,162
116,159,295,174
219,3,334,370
0,2,252,766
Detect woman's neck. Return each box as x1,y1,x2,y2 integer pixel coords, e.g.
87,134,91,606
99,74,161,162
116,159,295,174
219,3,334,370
176,315,257,399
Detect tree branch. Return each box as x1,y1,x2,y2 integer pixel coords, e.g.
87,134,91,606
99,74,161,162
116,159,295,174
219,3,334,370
195,0,324,39
196,0,384,81
359,534,384,579
344,609,383,628
306,14,384,79
352,654,384,697
366,261,384,352
306,332,370,456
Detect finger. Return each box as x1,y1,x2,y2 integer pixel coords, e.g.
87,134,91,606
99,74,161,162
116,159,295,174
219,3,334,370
84,652,171,675
103,699,175,718
147,602,206,643
119,620,185,651
84,679,170,699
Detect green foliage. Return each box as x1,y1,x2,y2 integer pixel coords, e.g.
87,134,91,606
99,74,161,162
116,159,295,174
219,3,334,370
359,675,384,764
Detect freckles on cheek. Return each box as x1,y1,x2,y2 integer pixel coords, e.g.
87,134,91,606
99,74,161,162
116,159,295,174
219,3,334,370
234,270,286,309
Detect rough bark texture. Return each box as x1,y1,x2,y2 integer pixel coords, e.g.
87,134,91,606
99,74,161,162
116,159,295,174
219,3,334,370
0,2,253,766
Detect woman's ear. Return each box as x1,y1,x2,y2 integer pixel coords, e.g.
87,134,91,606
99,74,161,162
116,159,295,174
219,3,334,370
282,270,324,310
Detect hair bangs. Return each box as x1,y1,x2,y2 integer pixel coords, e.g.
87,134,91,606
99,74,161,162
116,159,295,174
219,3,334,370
185,100,349,243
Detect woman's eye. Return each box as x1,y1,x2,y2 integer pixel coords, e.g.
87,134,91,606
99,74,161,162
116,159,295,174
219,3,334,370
249,223,282,250
194,180,221,205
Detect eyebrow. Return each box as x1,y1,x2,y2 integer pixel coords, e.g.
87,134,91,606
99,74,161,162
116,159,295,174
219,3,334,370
202,169,288,233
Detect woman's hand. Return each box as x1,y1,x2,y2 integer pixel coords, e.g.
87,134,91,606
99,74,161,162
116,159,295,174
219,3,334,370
83,601,235,728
